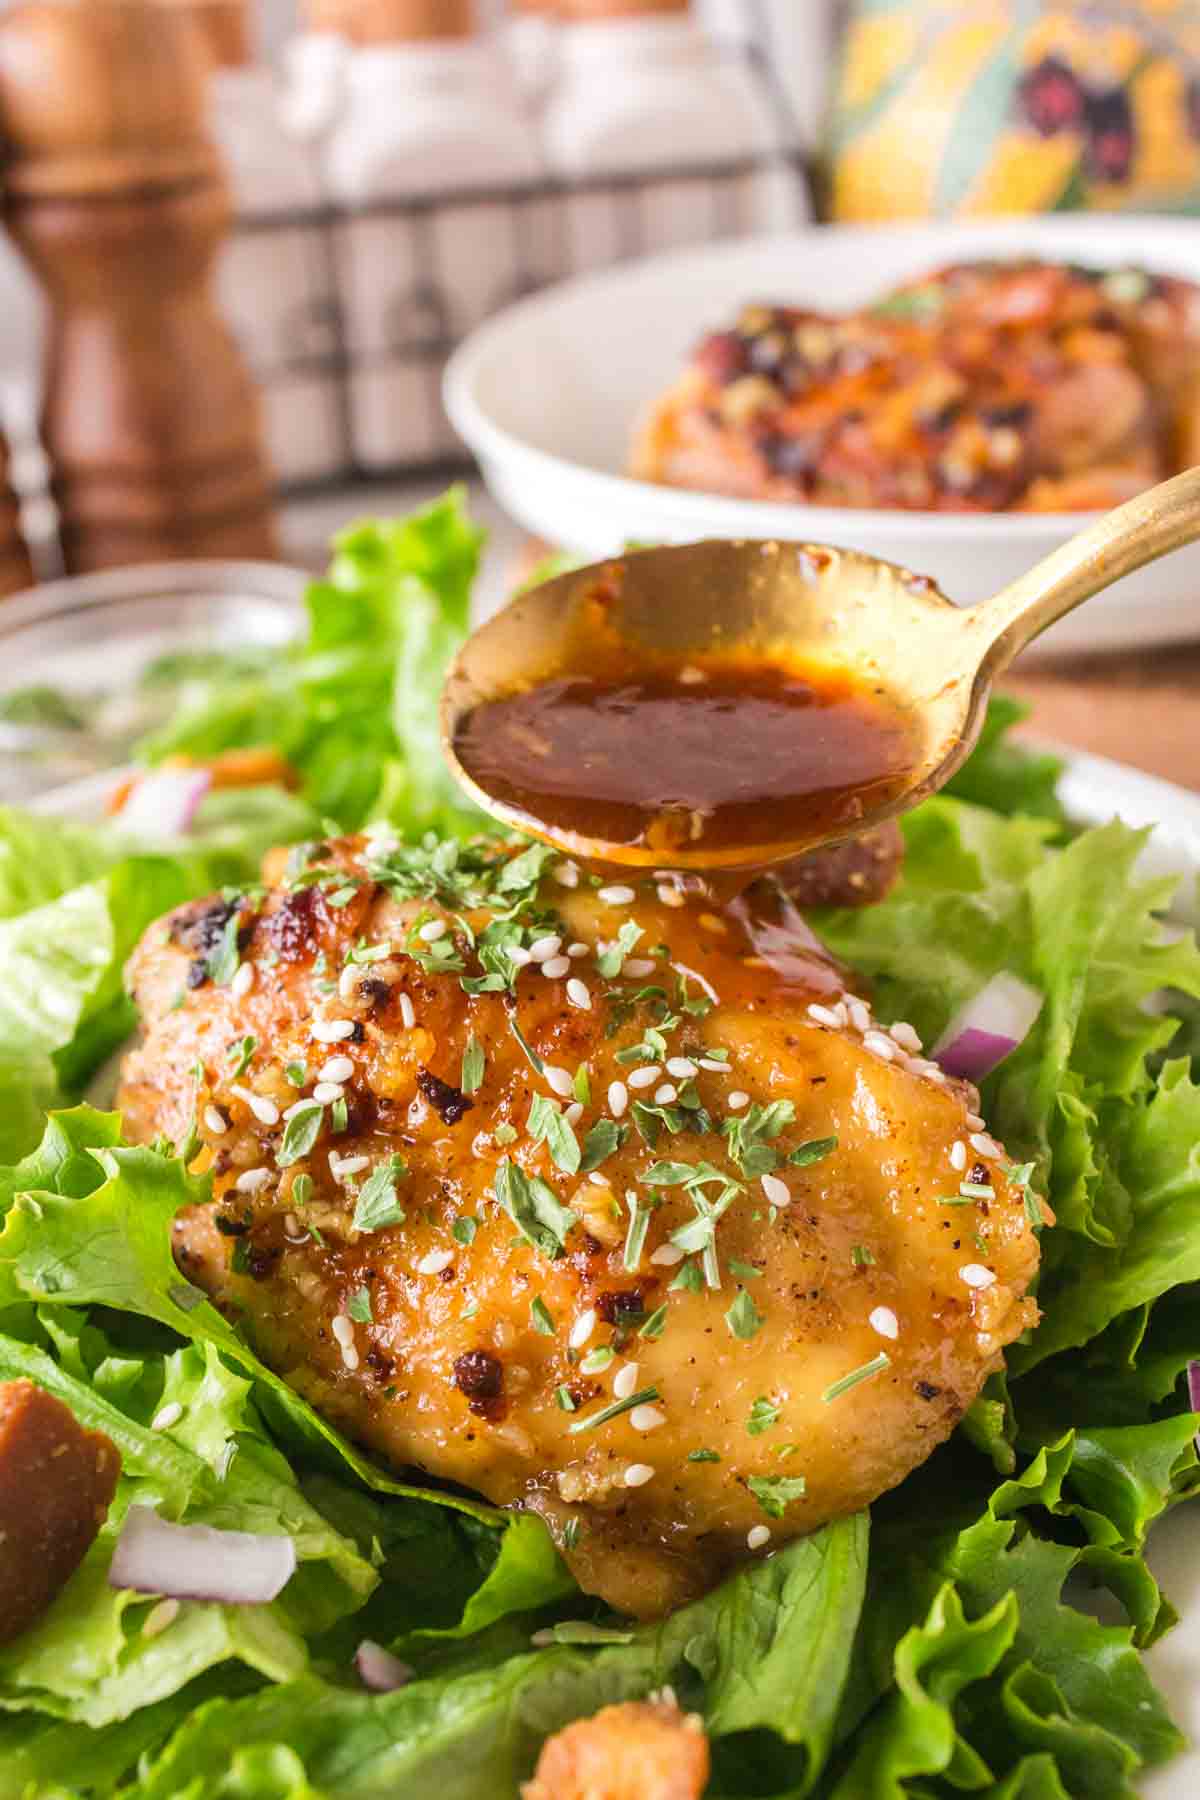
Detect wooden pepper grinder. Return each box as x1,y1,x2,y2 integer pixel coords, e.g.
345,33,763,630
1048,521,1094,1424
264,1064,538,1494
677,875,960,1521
0,434,32,596
0,0,278,573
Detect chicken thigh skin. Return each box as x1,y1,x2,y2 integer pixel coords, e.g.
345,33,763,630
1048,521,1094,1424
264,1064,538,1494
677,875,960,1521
120,833,1040,1618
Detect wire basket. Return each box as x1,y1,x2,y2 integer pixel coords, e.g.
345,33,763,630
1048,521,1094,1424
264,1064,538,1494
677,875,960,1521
222,150,813,495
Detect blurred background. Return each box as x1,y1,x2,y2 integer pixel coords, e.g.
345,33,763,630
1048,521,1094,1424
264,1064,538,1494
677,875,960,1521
2,0,1200,586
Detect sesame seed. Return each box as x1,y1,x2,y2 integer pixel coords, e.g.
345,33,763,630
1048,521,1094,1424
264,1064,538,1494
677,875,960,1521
565,1102,584,1126
312,1018,355,1044
925,1067,948,1084
203,1105,227,1135
152,1402,183,1431
960,1263,996,1290
627,1065,662,1090
869,1306,900,1340
807,1003,841,1028
235,1166,271,1193
588,1171,610,1187
747,1525,772,1551
567,942,589,958
417,1249,454,1277
330,1152,369,1180
230,960,255,1000
566,978,591,1010
848,999,872,1033
831,1001,849,1026
418,919,447,942
678,665,705,684
541,956,571,979
657,883,685,908
966,1112,985,1131
613,1362,639,1400
608,1080,628,1118
231,1085,279,1126
950,1140,967,1172
545,1065,574,1098
650,1243,684,1266
331,1314,355,1349
284,1213,302,1238
699,1057,729,1073
339,965,361,1001
320,1056,355,1084
399,994,416,1029
529,934,562,962
624,959,657,977
761,1173,790,1208
508,945,533,967
143,1598,181,1638
624,1463,656,1487
569,1308,596,1349
970,1131,1002,1159
281,1099,311,1120
312,1081,344,1104
554,860,580,888
653,1083,678,1105
630,1404,667,1432
667,1058,697,1079
862,1031,897,1062
727,1090,750,1110
890,1021,922,1053
598,885,636,905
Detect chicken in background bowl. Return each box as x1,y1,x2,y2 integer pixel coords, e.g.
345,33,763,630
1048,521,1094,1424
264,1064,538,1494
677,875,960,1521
632,259,1200,513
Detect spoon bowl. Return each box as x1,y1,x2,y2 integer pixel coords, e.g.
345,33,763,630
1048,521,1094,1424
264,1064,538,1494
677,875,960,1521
442,466,1200,870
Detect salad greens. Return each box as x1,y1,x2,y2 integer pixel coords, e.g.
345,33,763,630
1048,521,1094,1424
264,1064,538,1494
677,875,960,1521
0,488,1198,1797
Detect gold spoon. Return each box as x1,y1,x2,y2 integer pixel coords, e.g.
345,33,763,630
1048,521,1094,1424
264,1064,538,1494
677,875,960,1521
442,465,1200,871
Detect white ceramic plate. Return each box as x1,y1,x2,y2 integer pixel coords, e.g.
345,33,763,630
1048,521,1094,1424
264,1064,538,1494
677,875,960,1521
445,216,1200,659
31,745,1200,1792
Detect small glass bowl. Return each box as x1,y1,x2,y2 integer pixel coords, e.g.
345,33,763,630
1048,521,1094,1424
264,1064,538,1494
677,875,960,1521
0,560,309,807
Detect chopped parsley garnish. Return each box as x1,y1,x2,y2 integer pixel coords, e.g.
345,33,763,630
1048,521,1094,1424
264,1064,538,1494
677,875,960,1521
277,1102,324,1168
284,1060,307,1087
959,1180,995,1199
530,1296,556,1336
567,1384,660,1435
822,1352,891,1403
580,1345,615,1375
555,1384,577,1412
330,1097,348,1134
851,1244,875,1267
639,1303,668,1340
688,1448,721,1464
205,912,242,987
352,1156,408,1232
460,1034,485,1095
573,1064,591,1106
728,1259,761,1281
291,1174,314,1209
726,1289,765,1340
347,1286,373,1324
494,1122,518,1147
451,1215,478,1247
670,1260,704,1294
747,1473,807,1518
747,1396,780,1436
528,1093,581,1176
722,1100,796,1176
597,920,643,979
508,1018,545,1076
623,1192,651,1271
788,1135,838,1167
494,1159,576,1260
402,916,465,976
580,1119,625,1172
226,1035,257,1078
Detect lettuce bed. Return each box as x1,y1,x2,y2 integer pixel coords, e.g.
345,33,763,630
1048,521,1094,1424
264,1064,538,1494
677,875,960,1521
0,492,1197,1798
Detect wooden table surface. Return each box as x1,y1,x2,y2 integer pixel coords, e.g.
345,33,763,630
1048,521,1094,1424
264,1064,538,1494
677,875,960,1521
1005,641,1200,792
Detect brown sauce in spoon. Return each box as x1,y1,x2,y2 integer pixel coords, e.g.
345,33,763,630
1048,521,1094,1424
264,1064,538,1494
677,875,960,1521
453,652,920,860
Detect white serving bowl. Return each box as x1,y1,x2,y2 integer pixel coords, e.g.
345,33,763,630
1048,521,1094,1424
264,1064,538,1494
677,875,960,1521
446,215,1200,659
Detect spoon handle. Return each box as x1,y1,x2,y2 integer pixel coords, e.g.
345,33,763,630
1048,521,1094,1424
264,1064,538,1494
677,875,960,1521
970,464,1200,672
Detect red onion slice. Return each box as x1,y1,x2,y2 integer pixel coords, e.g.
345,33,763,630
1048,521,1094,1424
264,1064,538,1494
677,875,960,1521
108,1505,296,1604
356,1640,413,1692
116,768,212,840
934,973,1042,1081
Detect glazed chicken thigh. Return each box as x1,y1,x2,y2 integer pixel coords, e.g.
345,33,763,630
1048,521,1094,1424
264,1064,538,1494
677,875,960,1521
120,833,1040,1618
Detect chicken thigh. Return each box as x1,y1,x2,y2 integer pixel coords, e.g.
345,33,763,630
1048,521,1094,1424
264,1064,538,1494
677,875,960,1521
120,833,1041,1618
